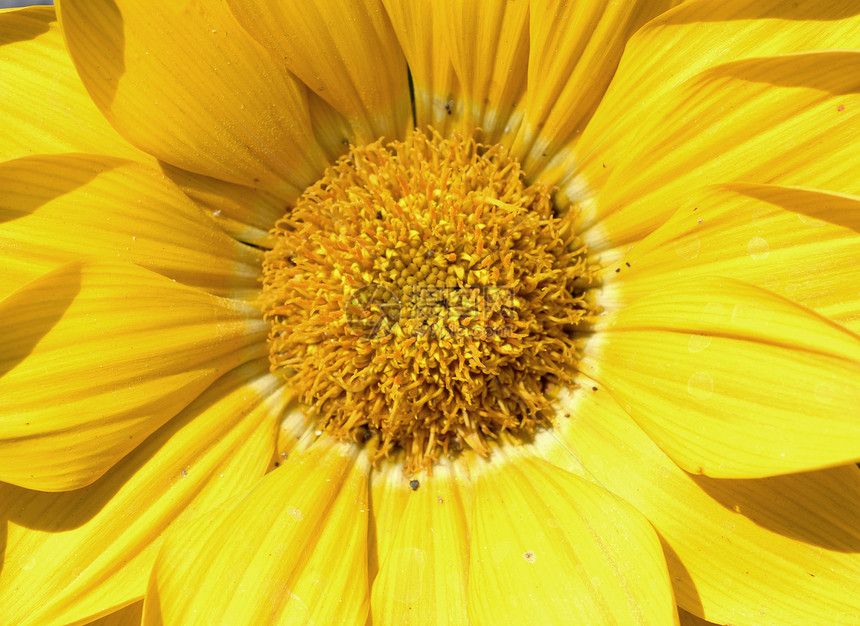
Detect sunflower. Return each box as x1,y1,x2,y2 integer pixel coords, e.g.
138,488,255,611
1,0,859,624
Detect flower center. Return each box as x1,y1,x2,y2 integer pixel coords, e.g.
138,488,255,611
261,129,591,472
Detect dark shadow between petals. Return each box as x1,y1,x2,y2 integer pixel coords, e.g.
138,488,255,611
659,1,860,24
0,5,53,46
659,533,705,619
57,0,124,108
0,154,118,225
0,261,81,380
690,465,860,553
700,51,860,97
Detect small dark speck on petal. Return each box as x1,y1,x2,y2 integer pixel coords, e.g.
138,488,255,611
410,479,420,491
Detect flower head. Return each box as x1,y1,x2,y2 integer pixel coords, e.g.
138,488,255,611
1,0,859,624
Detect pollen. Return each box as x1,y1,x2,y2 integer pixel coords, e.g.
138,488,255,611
261,129,592,472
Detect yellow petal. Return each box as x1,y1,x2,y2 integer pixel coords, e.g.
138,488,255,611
82,602,143,626
369,458,416,577
226,0,410,145
436,0,530,143
145,439,370,626
583,276,860,478
0,154,262,300
57,0,329,196
159,162,284,249
468,451,678,624
371,463,471,624
599,184,860,333
381,0,459,135
512,0,681,177
0,361,286,626
562,0,860,216
579,51,860,251
545,381,860,625
0,261,266,491
307,89,358,163
0,6,145,163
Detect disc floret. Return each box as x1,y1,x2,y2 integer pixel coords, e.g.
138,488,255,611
262,130,591,471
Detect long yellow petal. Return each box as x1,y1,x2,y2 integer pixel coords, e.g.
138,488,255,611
436,0,530,144
468,452,678,624
368,459,416,578
0,155,262,300
0,361,286,626
561,0,860,209
371,463,471,624
381,0,459,135
598,184,860,333
513,0,681,177
159,162,284,249
578,51,860,251
583,276,860,478
145,438,370,626
544,381,860,625
0,6,144,163
0,261,266,491
226,0,410,145
57,0,329,197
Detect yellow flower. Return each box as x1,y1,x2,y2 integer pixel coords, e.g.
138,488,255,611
1,0,859,624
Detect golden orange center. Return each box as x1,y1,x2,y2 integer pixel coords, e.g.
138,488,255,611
261,129,591,472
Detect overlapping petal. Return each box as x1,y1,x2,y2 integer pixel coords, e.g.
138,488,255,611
583,276,860,478
57,0,330,197
381,0,459,134
468,452,678,624
556,0,860,248
226,0,410,145
145,439,371,625
560,0,860,201
511,0,682,177
369,460,418,577
0,361,286,625
0,261,266,491
543,382,860,624
371,463,471,624
0,154,262,300
432,0,529,144
158,162,285,249
0,6,144,163
577,51,860,252
598,184,860,332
